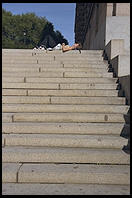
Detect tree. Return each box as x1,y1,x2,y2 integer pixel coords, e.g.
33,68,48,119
2,8,68,49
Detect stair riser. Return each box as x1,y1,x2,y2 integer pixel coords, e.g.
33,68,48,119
2,113,125,123
3,68,108,73
3,83,117,90
3,163,129,185
50,97,125,105
2,89,118,97
3,135,128,149
2,149,129,164
2,72,113,78
3,57,104,61
17,172,129,185
2,104,129,114
2,123,125,135
2,77,118,83
2,64,107,68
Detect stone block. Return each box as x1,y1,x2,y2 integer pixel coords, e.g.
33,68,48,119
2,183,130,195
51,96,125,105
2,122,125,135
2,163,21,183
2,146,130,164
2,96,50,104
4,134,128,149
28,89,118,97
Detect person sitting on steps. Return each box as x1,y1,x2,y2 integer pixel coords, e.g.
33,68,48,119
62,43,82,53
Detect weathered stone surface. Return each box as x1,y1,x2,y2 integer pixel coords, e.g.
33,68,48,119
2,113,13,123
2,71,63,77
3,67,107,73
59,83,117,89
50,96,125,105
2,89,27,96
2,48,130,193
3,83,59,89
3,134,128,149
2,183,130,195
2,163,22,183
64,71,113,77
25,77,118,83
2,96,50,104
2,104,129,113
2,77,25,83
17,164,130,184
12,112,125,123
2,122,125,135
28,89,118,96
2,147,130,164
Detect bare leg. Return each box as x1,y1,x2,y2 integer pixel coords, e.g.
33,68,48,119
62,43,80,52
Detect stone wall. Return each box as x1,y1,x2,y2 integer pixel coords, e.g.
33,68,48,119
74,3,130,51
105,16,130,51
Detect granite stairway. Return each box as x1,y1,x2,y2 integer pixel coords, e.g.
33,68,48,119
2,49,130,195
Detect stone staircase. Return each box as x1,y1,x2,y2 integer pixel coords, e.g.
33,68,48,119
2,49,130,195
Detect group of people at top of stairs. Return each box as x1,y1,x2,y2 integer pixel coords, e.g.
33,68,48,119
33,42,82,53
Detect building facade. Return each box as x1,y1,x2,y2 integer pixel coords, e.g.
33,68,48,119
74,3,130,51
74,3,130,105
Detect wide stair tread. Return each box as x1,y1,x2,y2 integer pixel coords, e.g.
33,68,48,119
2,49,130,194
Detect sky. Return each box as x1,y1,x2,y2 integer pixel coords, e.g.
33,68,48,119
2,3,76,45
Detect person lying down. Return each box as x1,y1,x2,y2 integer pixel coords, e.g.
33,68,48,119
62,43,82,52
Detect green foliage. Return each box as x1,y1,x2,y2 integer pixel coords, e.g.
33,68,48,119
2,8,68,49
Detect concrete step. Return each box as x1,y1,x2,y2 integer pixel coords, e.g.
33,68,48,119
3,67,40,72
2,163,22,183
25,77,117,83
2,53,103,57
2,63,108,68
3,83,59,89
27,89,118,96
2,49,103,54
2,52,103,57
3,56,104,61
3,89,119,97
2,82,117,90
63,71,113,78
2,183,130,195
2,77,118,84
50,96,125,105
3,61,107,67
2,96,50,104
2,146,130,164
2,112,126,123
3,60,38,64
2,104,129,114
59,83,117,89
2,58,105,62
3,71,113,78
37,60,107,65
2,112,125,123
63,63,108,68
2,96,126,105
2,113,13,122
3,71,64,77
3,134,128,149
2,89,28,96
2,67,108,73
2,122,125,135
2,77,25,83
16,163,130,185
